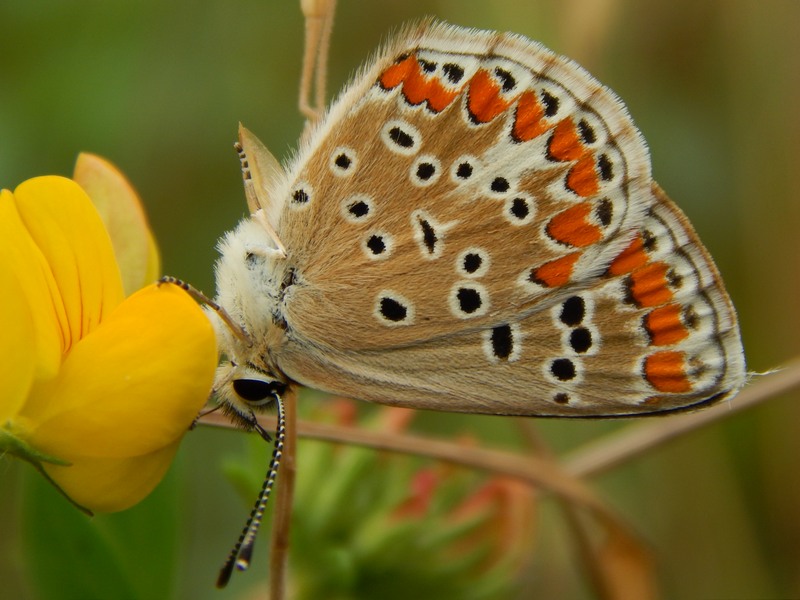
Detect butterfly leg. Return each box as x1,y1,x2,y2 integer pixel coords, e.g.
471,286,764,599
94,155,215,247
189,404,221,431
298,0,337,123
248,410,274,443
252,210,287,257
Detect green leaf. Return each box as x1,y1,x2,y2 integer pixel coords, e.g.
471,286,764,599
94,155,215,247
20,462,180,600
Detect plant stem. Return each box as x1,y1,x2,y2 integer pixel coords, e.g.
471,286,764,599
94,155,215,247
269,389,297,600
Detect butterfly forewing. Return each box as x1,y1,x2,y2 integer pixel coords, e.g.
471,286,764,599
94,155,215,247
247,22,744,416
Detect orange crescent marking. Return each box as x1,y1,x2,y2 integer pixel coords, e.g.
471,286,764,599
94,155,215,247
548,119,584,162
468,69,512,123
401,59,431,105
529,252,581,287
381,55,460,112
379,55,416,89
565,153,601,197
546,202,603,247
644,351,691,393
425,81,460,112
608,235,648,276
512,91,547,141
644,304,689,346
628,262,673,307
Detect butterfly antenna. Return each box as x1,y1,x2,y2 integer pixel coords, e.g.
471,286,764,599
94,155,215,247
216,395,286,588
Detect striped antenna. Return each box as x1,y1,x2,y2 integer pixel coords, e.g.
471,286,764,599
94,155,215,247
216,394,286,588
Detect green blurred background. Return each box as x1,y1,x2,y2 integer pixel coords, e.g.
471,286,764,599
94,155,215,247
1,0,799,598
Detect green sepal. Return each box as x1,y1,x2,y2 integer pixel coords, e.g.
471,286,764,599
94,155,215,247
1,427,93,516
0,427,70,465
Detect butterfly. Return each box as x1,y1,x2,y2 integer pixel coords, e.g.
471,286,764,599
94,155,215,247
200,19,745,586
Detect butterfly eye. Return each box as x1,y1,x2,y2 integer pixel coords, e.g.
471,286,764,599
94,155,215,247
232,379,286,404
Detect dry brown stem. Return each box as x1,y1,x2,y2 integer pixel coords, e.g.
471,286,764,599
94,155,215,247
200,357,799,485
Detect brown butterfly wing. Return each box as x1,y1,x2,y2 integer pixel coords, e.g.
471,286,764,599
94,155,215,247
266,22,744,415
275,183,743,416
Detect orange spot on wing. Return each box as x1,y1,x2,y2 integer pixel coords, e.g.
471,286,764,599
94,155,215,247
548,119,583,161
608,235,648,276
628,262,672,307
425,81,459,112
380,54,459,112
547,119,599,197
529,252,580,287
566,153,600,197
400,60,432,106
512,91,547,141
644,304,689,346
546,202,603,247
644,351,691,393
379,55,416,89
468,69,512,123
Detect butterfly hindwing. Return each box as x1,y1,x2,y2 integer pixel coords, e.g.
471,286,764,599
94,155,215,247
275,183,743,416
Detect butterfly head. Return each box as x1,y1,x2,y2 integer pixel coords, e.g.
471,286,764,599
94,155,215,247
213,359,287,428
209,216,291,428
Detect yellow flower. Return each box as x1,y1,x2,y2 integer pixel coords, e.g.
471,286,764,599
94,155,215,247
0,160,217,513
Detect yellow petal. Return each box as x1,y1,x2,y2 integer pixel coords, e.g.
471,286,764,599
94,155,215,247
73,153,162,294
42,440,181,513
13,176,125,351
24,283,216,458
0,189,64,378
0,261,36,423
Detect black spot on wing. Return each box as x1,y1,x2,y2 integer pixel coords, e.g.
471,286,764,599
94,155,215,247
366,235,386,255
569,327,592,353
541,91,559,117
348,200,369,218
443,63,465,84
491,324,513,360
491,177,510,193
380,297,407,322
456,162,473,179
292,189,309,204
560,296,585,326
494,67,516,92
418,217,437,254
457,287,482,314
578,119,596,144
551,358,576,381
463,253,482,274
389,127,414,148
